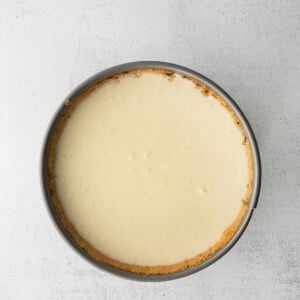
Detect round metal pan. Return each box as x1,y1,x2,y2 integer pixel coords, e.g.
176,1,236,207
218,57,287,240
41,61,261,281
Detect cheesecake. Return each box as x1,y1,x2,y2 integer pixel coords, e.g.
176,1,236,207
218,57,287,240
47,69,253,274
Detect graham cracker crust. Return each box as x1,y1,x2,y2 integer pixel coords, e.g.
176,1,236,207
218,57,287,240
46,68,253,275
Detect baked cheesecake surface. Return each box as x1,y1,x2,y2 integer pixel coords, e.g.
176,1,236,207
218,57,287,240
52,70,251,271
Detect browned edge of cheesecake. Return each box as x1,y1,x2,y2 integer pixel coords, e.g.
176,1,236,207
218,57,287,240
46,68,253,275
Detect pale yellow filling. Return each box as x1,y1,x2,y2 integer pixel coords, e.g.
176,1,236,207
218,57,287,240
55,72,249,266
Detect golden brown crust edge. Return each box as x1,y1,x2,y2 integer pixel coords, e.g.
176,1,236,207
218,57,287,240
47,68,253,275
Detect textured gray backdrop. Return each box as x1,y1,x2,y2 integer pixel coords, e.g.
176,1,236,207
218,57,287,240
0,1,299,299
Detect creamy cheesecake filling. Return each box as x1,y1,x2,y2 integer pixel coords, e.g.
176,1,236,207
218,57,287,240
52,70,251,269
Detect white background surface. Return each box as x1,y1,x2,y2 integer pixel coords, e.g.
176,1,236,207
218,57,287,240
0,1,299,299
